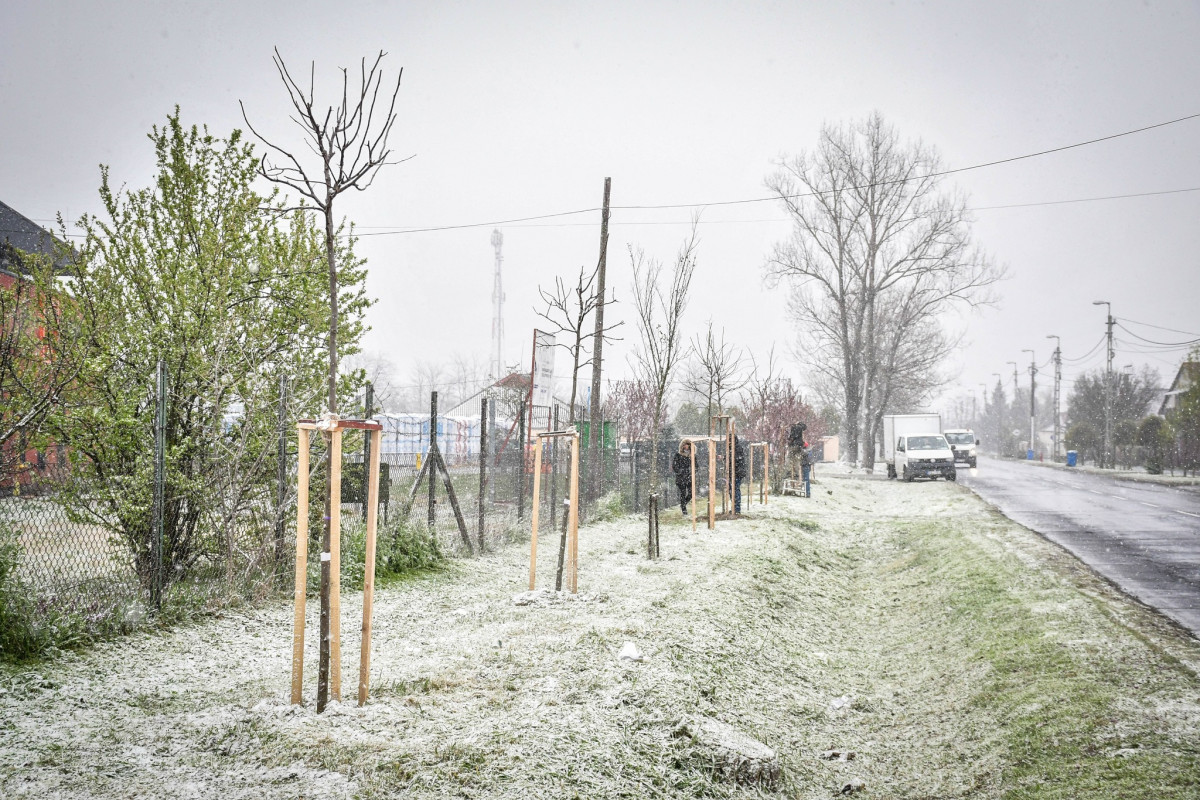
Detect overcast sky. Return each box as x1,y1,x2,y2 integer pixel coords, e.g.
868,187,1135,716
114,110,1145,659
4,0,1198,418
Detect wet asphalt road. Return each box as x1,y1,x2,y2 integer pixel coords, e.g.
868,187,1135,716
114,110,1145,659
958,456,1200,639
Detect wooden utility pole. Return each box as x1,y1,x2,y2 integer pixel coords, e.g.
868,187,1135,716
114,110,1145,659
587,178,611,506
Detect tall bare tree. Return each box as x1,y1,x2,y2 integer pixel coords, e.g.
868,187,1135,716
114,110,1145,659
241,49,404,713
765,113,1002,467
681,321,747,420
535,263,621,424
630,229,698,558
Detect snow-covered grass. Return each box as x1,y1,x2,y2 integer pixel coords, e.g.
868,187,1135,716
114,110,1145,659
2,479,1199,798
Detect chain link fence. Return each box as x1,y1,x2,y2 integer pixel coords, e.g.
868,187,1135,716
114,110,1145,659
3,369,775,658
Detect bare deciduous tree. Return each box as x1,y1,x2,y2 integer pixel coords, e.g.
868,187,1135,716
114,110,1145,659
681,321,747,420
765,113,1002,467
535,263,621,424
241,49,405,713
630,229,698,558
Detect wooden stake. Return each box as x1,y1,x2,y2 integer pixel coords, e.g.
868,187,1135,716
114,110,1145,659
528,436,544,590
329,428,343,702
708,440,716,530
689,443,697,532
764,443,769,506
358,428,381,706
567,433,580,593
291,427,310,705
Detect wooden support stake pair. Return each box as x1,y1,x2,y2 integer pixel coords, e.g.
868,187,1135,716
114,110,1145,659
291,420,383,708
747,442,770,507
529,430,579,593
709,415,735,514
679,436,718,532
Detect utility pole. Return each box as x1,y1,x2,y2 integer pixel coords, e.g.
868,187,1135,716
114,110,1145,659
1046,335,1061,461
1093,301,1113,468
992,372,1003,456
1022,350,1037,459
490,230,505,381
587,178,611,507
1007,360,1019,452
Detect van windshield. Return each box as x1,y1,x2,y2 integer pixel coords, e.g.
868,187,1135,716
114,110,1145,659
944,432,974,446
907,436,949,451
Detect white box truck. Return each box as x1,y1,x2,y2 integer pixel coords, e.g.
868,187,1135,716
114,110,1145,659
881,413,956,481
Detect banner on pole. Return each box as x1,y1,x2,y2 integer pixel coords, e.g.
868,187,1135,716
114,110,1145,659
531,329,556,410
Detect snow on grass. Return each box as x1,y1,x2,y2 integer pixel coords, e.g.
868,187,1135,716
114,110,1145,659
3,477,1199,798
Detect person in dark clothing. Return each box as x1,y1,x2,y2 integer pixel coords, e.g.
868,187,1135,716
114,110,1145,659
787,422,807,479
672,441,693,515
733,435,748,513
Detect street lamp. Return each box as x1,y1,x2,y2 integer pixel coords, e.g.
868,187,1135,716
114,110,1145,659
1046,335,1061,460
1093,301,1114,468
1022,349,1037,459
991,373,1003,456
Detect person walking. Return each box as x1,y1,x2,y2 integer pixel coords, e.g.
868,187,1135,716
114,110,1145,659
800,439,813,498
672,441,693,515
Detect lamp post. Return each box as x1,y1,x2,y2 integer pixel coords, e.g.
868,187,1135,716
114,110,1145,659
1022,349,1037,459
1093,301,1114,468
1046,335,1061,461
992,372,1004,456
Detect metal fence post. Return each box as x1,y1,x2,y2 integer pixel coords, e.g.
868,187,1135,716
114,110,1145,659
516,398,526,522
362,381,373,521
151,358,166,610
276,375,289,578
478,396,488,551
427,391,438,530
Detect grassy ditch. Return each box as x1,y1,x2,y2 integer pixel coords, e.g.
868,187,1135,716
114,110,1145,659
1,480,1197,798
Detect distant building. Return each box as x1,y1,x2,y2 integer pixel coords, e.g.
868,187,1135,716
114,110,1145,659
1158,361,1199,417
1,200,73,492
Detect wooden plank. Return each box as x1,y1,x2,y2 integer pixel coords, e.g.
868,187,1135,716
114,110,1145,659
358,429,382,706
298,418,383,431
291,427,309,705
329,429,342,702
528,436,544,590
567,433,580,593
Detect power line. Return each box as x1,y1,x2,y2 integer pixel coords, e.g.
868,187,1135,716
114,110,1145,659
971,186,1200,211
1115,324,1200,349
345,111,1200,236
1116,316,1200,338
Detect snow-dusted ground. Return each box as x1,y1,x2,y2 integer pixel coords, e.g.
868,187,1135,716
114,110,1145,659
4,478,1199,798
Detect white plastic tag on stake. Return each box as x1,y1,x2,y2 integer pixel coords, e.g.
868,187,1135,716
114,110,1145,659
321,552,331,562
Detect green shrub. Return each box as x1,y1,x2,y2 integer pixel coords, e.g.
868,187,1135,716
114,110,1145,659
306,514,443,596
590,491,627,523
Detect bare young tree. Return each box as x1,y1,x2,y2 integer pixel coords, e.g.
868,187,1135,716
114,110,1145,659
681,321,747,420
535,263,622,424
241,49,405,713
630,229,698,558
765,113,1002,466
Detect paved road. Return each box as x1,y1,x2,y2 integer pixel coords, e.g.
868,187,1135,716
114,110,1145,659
959,457,1200,638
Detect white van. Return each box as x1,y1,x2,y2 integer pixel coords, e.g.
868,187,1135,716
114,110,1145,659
893,433,957,482
942,429,979,468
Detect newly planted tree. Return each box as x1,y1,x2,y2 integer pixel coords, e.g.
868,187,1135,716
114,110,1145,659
243,49,404,712
630,230,698,558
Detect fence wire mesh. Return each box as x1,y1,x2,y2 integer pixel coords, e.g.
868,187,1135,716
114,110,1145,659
4,367,796,657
